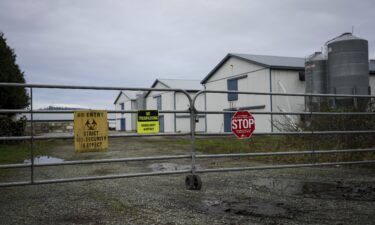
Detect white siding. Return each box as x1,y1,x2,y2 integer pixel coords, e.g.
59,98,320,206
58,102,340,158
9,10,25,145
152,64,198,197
204,57,272,133
205,57,264,83
175,92,206,132
271,69,305,131
146,83,206,133
146,82,174,132
115,93,135,131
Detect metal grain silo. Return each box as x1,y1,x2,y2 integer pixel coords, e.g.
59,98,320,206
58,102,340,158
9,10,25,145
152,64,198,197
327,32,369,107
305,52,327,110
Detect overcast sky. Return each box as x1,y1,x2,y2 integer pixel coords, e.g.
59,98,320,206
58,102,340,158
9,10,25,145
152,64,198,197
1,0,374,109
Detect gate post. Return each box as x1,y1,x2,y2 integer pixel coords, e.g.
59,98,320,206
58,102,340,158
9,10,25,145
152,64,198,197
30,87,35,184
186,100,202,190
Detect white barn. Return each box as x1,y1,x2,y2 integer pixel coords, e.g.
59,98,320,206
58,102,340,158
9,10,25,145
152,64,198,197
145,79,206,133
114,91,138,131
201,53,375,133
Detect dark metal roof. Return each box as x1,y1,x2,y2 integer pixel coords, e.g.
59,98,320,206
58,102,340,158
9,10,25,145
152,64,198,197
201,53,305,84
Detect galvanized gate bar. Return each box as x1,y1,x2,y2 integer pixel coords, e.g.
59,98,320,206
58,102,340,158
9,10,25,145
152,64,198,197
0,154,192,169
0,170,192,188
2,82,374,98
1,130,375,142
0,132,191,141
195,130,375,136
0,82,193,94
0,109,190,114
195,89,375,98
196,111,375,116
195,160,375,174
1,160,374,188
1,148,374,170
195,148,375,158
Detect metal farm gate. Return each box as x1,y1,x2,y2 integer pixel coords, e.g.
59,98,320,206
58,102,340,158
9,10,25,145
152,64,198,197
0,83,375,190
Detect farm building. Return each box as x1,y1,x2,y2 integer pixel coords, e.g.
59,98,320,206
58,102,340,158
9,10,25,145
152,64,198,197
145,79,206,133
201,53,375,133
114,91,140,131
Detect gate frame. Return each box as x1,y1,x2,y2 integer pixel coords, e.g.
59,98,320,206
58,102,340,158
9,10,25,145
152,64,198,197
0,82,375,188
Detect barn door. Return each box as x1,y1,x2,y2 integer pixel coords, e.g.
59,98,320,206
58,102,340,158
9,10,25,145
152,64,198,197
223,113,234,132
159,115,164,133
120,118,126,131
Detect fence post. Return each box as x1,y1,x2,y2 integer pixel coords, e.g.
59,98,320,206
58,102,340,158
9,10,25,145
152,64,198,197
309,93,316,164
186,91,202,190
190,105,196,175
30,87,34,184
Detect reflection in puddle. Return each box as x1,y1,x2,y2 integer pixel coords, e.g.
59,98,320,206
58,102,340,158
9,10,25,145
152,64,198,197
200,197,293,218
148,163,200,172
24,156,64,164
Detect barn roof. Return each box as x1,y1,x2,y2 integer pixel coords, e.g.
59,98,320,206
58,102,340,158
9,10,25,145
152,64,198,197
144,79,202,97
201,53,305,84
113,91,137,104
201,53,375,83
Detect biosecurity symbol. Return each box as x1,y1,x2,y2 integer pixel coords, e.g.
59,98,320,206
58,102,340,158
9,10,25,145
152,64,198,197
85,119,97,130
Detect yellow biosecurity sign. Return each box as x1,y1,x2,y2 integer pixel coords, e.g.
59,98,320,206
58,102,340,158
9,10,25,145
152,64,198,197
137,110,159,133
74,110,108,153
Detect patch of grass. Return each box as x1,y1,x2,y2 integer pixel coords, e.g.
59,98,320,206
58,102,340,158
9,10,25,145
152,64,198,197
0,140,54,164
192,135,375,164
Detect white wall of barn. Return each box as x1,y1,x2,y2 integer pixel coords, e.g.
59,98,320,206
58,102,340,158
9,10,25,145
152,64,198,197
204,57,272,133
270,69,306,131
130,101,137,130
174,92,206,132
146,82,174,132
146,84,206,133
114,93,133,131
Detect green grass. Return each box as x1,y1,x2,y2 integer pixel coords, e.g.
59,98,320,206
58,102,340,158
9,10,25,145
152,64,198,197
192,135,375,164
0,141,52,164
140,135,375,164
1,135,374,166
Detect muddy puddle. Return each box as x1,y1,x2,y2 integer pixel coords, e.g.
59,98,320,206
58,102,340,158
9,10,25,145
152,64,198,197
24,156,64,164
198,178,375,220
200,197,297,219
252,178,375,201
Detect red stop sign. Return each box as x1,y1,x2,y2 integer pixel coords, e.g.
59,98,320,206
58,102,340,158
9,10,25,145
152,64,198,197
231,111,255,139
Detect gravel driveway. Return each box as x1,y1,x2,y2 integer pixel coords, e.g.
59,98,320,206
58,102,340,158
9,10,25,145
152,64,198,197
0,137,375,225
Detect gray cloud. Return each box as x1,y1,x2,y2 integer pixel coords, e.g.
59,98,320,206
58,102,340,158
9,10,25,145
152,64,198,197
0,0,374,108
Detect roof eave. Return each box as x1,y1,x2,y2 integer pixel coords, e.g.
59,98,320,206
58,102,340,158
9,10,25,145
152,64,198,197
269,66,304,71
201,53,270,84
113,91,124,104
144,79,171,98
